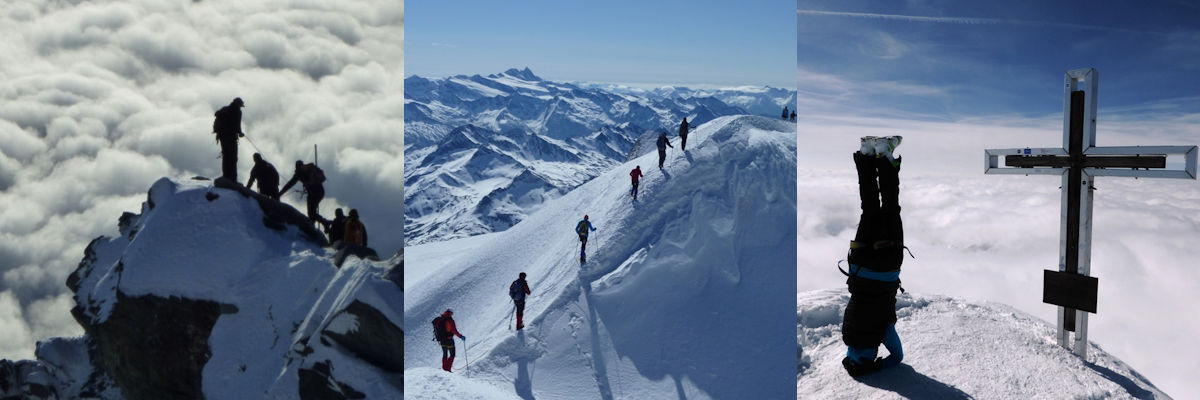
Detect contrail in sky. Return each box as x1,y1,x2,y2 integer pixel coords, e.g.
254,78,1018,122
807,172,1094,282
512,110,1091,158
796,9,1153,34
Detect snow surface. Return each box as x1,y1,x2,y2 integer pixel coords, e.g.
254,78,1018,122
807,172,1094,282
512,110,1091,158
797,289,1167,399
71,177,401,398
405,116,798,399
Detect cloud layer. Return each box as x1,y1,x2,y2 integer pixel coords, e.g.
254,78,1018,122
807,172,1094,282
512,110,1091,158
0,0,402,359
798,113,1200,396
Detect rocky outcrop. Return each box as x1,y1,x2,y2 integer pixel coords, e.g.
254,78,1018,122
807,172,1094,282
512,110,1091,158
321,300,403,372
82,293,222,400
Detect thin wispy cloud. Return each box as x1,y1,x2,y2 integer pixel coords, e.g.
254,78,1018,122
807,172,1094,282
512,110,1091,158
796,9,1157,35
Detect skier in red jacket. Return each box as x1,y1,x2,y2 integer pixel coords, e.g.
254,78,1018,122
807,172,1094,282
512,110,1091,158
433,309,465,372
630,166,644,200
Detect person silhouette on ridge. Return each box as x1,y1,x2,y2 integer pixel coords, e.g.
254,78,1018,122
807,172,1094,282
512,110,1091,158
509,272,531,330
344,208,368,247
280,160,326,224
213,97,245,181
325,208,346,243
679,117,690,151
246,153,279,200
656,132,673,170
575,215,597,263
630,165,644,200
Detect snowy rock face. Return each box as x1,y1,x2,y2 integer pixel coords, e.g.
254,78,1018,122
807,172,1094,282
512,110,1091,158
797,289,1168,399
406,116,798,399
1,178,402,399
403,68,797,245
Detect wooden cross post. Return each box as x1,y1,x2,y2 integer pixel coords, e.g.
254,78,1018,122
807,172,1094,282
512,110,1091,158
984,68,1198,358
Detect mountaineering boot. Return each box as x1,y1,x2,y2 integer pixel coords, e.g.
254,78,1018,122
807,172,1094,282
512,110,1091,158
442,357,452,372
517,316,524,330
874,136,903,167
842,356,884,377
859,136,878,156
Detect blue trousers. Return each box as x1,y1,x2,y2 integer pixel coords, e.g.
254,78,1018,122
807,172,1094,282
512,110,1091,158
846,324,903,368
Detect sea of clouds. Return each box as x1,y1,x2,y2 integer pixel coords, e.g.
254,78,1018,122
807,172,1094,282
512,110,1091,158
798,111,1200,396
0,0,402,360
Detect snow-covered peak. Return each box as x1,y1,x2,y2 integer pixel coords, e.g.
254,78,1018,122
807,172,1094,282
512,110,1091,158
797,289,1167,399
3,177,402,399
495,67,542,82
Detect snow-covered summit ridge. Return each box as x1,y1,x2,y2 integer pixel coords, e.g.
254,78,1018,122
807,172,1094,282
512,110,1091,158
406,115,798,399
2,177,402,399
797,289,1168,399
404,68,798,245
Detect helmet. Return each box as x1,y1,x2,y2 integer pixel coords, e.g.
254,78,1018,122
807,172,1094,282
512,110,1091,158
443,309,453,316
519,272,526,279
232,97,244,107
584,215,589,220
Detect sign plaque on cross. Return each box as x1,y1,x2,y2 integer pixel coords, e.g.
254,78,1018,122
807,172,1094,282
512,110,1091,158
984,68,1198,358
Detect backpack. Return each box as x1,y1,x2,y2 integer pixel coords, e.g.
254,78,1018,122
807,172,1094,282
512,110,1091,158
432,316,448,341
509,280,526,300
576,220,588,235
304,163,326,185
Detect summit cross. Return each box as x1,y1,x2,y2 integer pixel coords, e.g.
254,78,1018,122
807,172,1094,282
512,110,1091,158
984,68,1198,358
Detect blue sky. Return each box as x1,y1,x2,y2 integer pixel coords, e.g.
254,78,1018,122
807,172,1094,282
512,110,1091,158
797,0,1200,119
407,0,795,88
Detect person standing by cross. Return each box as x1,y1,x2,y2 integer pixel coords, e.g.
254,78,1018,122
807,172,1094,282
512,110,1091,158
985,68,1198,358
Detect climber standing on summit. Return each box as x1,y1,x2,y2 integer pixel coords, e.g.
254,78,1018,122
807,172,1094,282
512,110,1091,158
630,165,643,200
841,135,906,377
656,132,673,170
246,153,279,200
679,117,690,151
509,272,531,330
213,97,245,181
781,106,789,120
576,215,597,263
432,309,465,372
280,160,327,224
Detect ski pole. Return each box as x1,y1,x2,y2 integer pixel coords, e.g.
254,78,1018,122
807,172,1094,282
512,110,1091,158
509,299,515,330
462,337,469,377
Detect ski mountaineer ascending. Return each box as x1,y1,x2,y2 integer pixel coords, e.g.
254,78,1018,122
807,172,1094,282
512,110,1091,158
656,132,673,170
679,117,690,151
841,135,906,377
575,215,597,263
509,272,531,330
630,166,643,200
432,309,466,372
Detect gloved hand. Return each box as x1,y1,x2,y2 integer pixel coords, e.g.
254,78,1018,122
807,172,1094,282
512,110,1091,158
239,132,245,137
459,335,466,341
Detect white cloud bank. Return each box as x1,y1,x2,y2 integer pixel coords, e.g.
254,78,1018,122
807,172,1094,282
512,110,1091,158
0,0,402,360
798,112,1200,397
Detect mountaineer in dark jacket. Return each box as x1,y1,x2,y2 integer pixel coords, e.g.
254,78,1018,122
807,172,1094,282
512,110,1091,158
656,132,673,170
246,153,279,200
213,97,245,181
280,160,326,223
841,135,905,377
678,117,690,151
325,208,346,243
509,272,531,330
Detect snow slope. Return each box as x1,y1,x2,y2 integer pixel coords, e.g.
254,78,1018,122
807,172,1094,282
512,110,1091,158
405,115,798,399
797,289,1168,399
404,68,797,245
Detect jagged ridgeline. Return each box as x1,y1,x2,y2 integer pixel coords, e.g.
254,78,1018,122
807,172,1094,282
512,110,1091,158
404,68,798,245
0,178,402,399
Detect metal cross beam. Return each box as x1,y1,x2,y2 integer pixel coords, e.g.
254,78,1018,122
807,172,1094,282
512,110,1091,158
984,68,1198,359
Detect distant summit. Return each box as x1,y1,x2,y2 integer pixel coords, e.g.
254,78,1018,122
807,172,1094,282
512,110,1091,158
0,178,402,399
494,67,542,81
